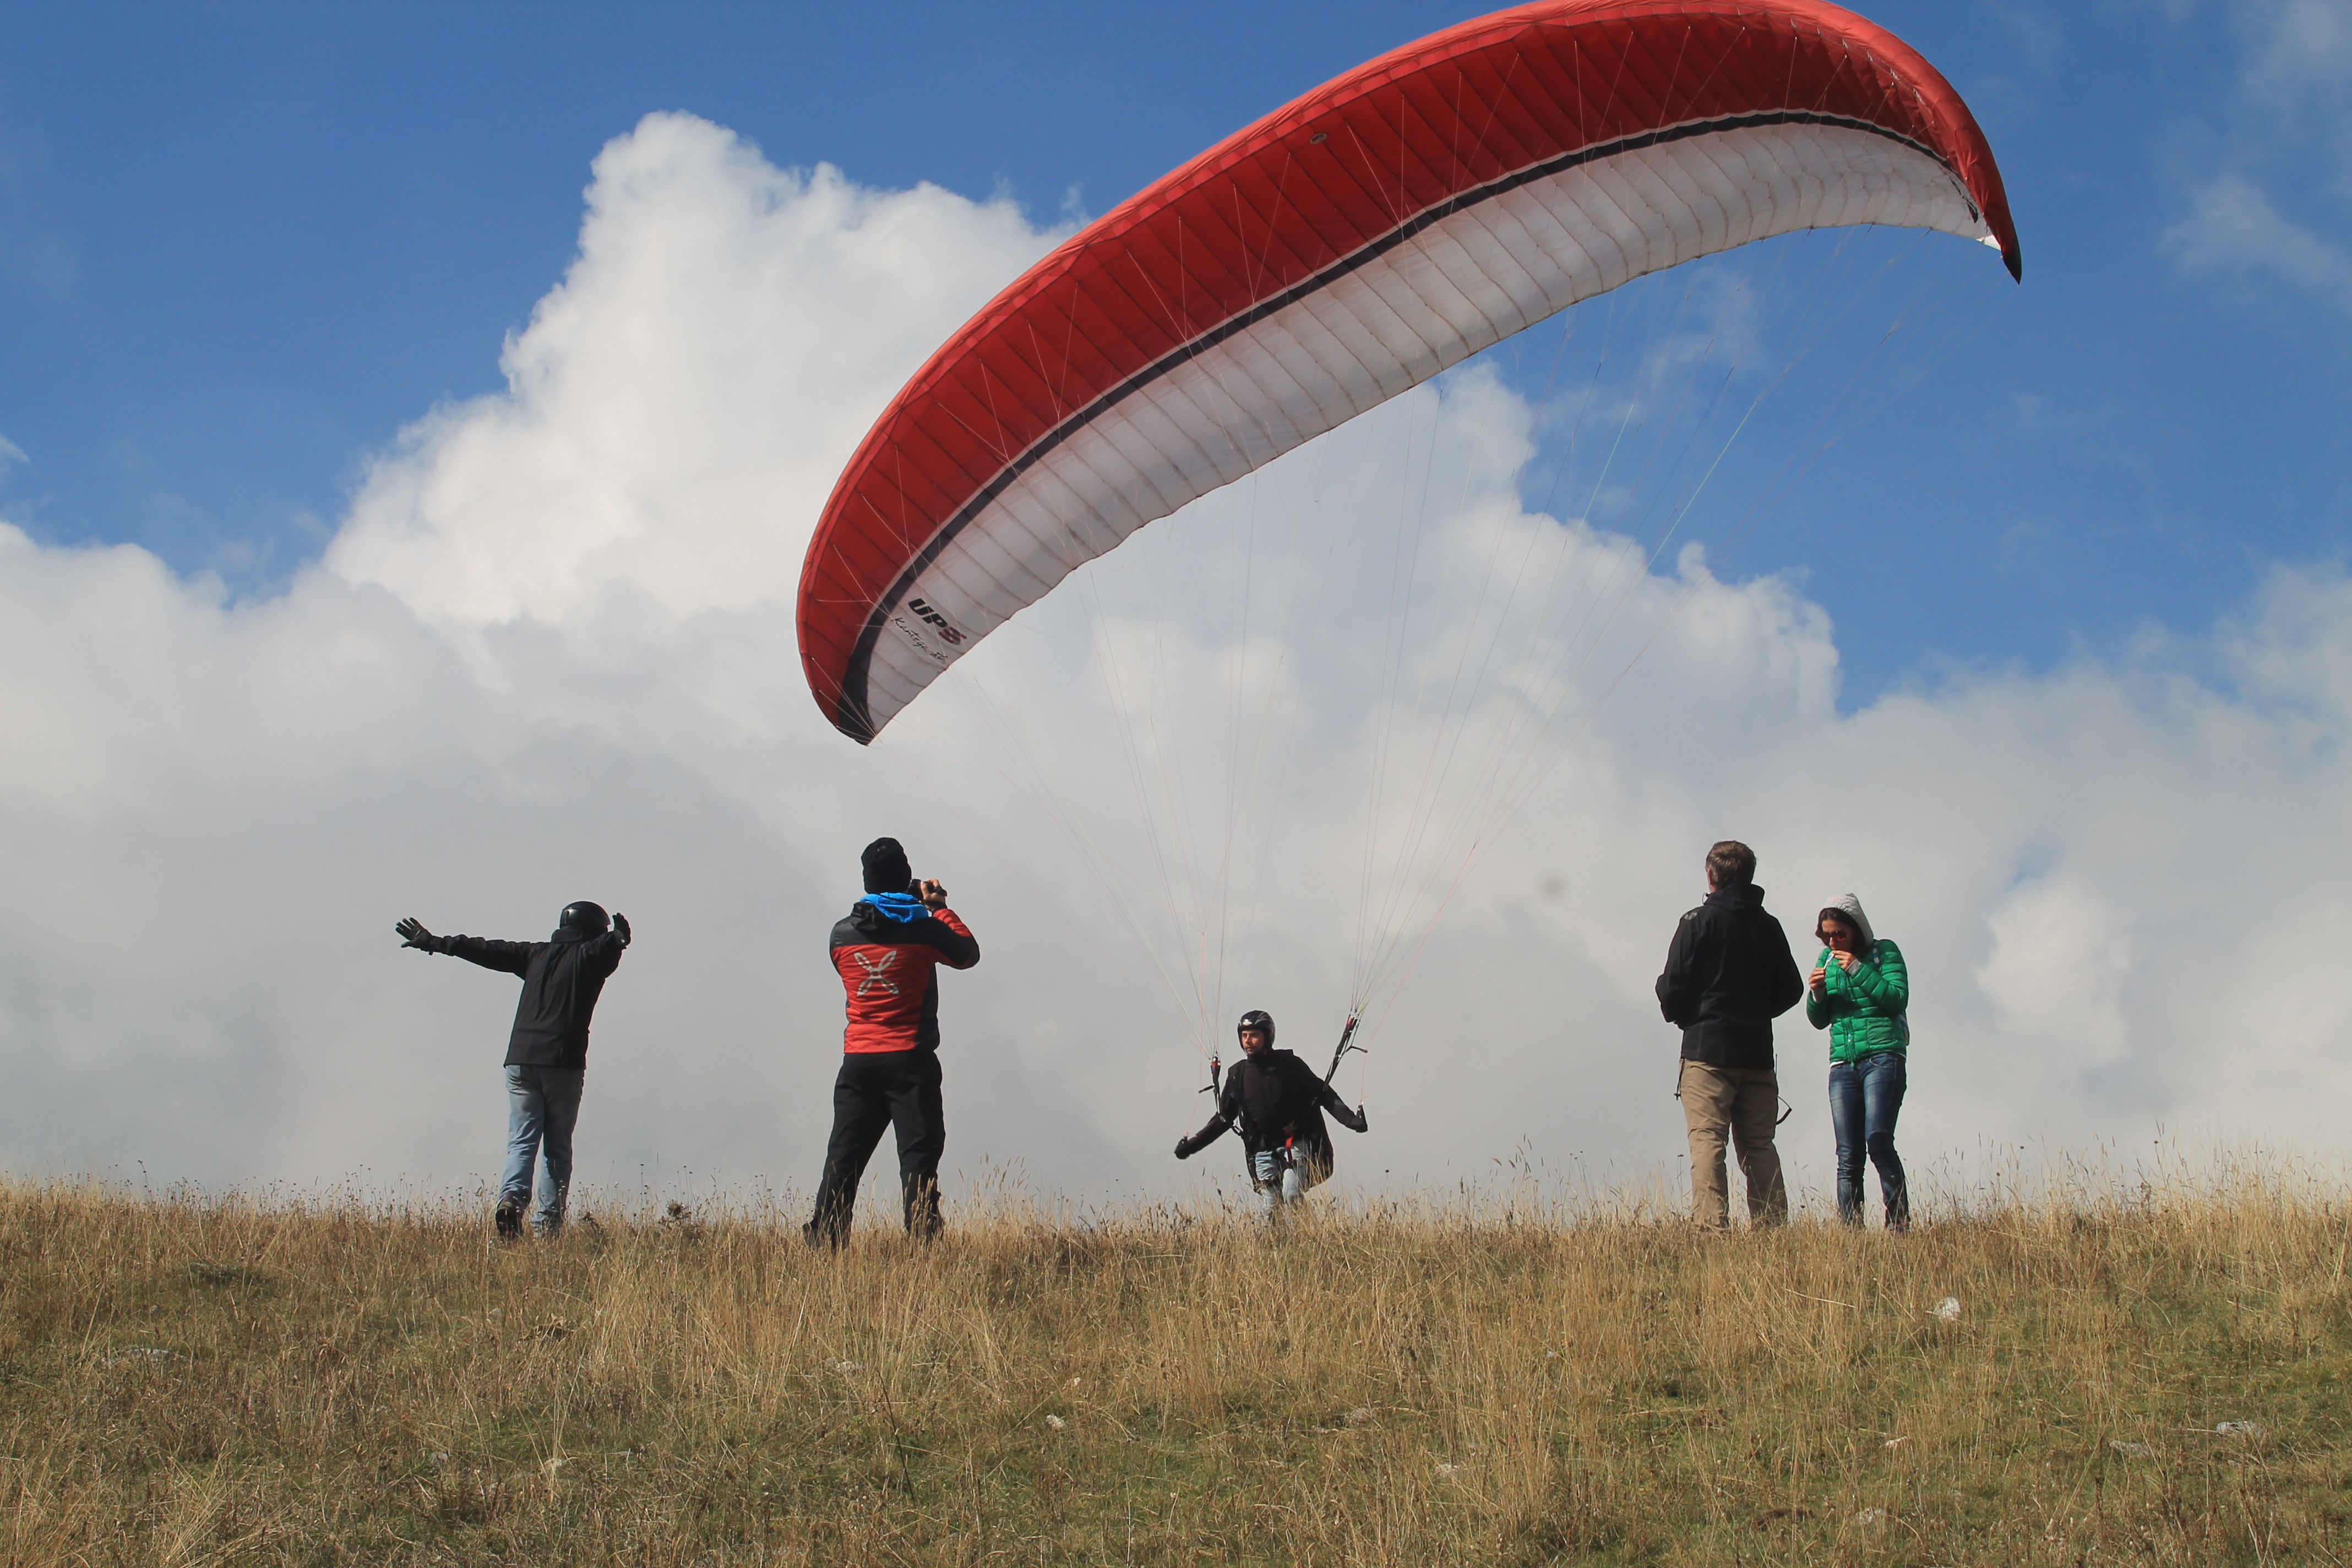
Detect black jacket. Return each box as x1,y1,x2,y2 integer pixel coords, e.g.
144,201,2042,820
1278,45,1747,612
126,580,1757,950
1655,883,1804,1071
1180,1049,1366,1161
434,927,627,1070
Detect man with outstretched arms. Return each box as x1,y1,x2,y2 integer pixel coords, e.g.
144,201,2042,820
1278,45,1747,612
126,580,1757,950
805,837,979,1247
1175,1009,1368,1219
1655,840,1804,1229
394,901,631,1239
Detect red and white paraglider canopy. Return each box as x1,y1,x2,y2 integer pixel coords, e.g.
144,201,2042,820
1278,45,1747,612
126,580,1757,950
797,0,2019,743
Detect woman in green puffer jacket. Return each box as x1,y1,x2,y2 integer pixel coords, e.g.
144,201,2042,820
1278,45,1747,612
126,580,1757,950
1805,893,1909,1229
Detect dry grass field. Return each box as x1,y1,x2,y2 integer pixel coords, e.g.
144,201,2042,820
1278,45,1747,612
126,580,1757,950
1,1167,2347,1566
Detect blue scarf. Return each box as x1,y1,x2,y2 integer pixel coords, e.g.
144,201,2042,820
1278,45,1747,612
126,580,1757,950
861,891,928,923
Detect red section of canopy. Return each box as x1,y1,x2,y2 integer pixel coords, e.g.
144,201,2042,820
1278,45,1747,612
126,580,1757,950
797,0,2019,739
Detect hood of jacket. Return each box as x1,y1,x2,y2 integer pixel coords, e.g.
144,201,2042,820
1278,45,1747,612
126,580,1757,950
1707,881,1767,912
843,900,901,939
1819,892,1876,950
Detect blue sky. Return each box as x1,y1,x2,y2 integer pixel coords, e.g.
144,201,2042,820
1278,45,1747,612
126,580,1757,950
3,2,2346,704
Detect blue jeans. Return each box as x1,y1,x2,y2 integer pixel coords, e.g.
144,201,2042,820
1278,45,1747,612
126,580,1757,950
1250,1145,1329,1220
1828,1053,1908,1228
500,1065,584,1233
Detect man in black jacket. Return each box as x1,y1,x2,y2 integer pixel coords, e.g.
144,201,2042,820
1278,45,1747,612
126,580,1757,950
395,902,630,1238
1655,842,1803,1229
1175,1010,1368,1219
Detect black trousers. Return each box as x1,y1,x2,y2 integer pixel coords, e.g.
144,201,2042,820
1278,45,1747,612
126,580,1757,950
807,1049,945,1244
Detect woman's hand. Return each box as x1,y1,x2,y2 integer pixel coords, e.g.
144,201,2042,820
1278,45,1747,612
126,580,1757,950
1809,965,1828,991
1837,951,1859,973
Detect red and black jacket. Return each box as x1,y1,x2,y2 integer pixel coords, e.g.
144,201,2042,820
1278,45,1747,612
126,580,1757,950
829,900,979,1053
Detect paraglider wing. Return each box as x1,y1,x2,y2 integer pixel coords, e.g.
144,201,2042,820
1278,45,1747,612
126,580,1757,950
797,0,2019,743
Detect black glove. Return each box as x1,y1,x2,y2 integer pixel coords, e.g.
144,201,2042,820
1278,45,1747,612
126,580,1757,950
1174,1134,1201,1160
612,912,632,948
1338,1103,1369,1134
395,918,440,953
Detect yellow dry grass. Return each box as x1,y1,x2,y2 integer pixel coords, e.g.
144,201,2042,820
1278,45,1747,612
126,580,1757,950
0,1167,2346,1565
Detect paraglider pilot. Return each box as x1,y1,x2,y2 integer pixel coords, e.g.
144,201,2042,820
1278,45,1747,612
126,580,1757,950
805,837,980,1248
394,902,631,1239
1175,1010,1368,1217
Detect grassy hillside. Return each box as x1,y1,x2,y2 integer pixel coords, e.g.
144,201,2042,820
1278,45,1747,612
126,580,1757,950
1,1173,2346,1565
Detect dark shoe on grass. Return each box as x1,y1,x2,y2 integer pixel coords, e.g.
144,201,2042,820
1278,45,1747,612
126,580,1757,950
494,1200,524,1240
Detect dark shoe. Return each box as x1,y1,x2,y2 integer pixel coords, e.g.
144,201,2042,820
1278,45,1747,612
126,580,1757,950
494,1199,524,1240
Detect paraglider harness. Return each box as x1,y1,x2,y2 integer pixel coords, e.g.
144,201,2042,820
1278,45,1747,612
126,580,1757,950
1202,1014,1366,1189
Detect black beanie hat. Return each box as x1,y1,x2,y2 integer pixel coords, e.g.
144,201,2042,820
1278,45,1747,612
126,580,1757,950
862,837,912,894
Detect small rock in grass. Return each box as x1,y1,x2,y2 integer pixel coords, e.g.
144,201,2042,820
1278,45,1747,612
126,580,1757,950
1045,1414,1066,1430
1933,1297,1962,1322
2215,1421,2264,1440
829,1358,862,1375
1854,1508,1888,1526
2109,1440,2153,1458
1436,1462,1460,1476
1345,1407,1377,1427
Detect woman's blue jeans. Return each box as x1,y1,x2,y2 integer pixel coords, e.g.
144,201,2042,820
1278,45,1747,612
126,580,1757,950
1828,1052,1908,1229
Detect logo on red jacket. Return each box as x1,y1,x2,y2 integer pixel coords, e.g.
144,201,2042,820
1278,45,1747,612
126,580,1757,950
851,950,901,997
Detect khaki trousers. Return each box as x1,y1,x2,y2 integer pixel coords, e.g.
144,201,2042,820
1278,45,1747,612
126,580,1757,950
1680,1061,1787,1229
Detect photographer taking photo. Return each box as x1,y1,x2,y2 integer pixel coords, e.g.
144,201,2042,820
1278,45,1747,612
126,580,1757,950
804,837,979,1248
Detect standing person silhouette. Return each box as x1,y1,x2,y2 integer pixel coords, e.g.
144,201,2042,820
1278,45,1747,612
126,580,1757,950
394,902,630,1239
1655,841,1804,1229
805,838,979,1248
1807,895,1912,1229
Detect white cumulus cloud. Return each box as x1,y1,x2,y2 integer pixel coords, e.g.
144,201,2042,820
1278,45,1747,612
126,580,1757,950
328,113,1060,628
